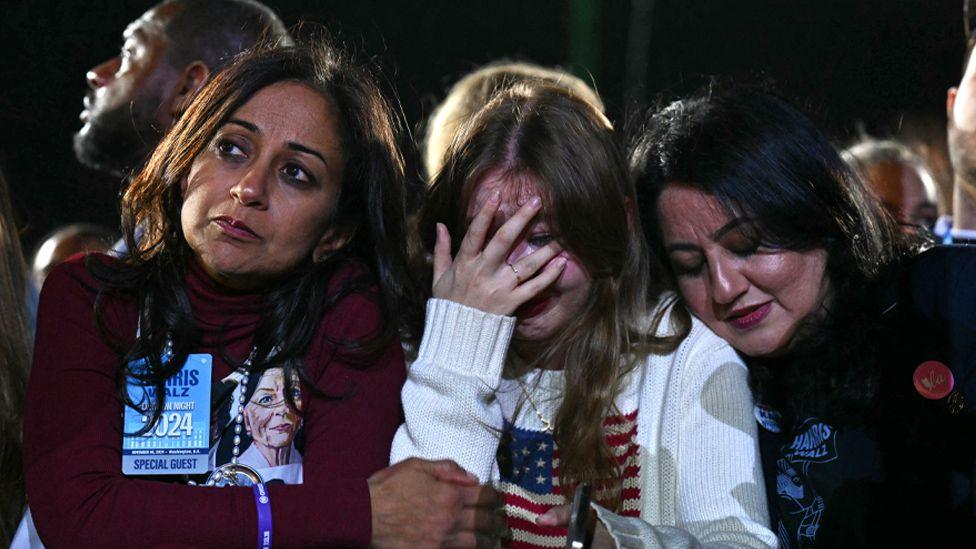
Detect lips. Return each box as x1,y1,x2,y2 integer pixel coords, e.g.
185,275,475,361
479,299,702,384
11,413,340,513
516,295,555,319
726,302,772,330
214,215,260,241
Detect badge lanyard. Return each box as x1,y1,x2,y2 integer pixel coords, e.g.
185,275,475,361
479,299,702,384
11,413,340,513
122,321,271,485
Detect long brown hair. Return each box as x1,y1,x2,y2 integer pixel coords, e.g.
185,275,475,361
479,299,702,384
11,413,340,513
416,82,689,505
0,168,30,545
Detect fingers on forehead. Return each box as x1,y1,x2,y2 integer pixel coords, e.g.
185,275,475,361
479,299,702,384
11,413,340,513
467,171,544,216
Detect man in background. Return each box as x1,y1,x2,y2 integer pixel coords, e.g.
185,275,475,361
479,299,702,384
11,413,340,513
74,0,290,178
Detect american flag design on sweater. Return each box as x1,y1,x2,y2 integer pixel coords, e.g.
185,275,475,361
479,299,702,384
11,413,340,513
495,410,641,548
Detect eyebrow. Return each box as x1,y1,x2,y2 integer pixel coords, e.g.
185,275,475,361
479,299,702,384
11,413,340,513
664,216,753,253
226,118,329,168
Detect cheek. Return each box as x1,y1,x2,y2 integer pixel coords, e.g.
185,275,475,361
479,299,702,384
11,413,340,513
956,86,976,131
180,168,216,233
759,253,828,311
277,195,336,245
246,407,268,429
676,278,710,318
555,253,589,293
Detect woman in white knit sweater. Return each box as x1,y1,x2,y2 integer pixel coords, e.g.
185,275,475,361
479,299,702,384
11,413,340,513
391,82,776,548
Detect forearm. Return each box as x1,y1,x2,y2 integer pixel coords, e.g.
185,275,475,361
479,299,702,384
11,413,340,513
390,298,514,481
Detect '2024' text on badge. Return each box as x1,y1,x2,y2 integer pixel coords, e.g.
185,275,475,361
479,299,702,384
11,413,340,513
122,354,212,475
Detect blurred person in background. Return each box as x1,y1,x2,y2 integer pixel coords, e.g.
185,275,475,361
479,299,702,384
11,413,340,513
842,139,942,232
30,223,115,288
422,61,605,182
75,0,290,179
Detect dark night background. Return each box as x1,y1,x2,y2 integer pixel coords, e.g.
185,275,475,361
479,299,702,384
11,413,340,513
0,0,965,254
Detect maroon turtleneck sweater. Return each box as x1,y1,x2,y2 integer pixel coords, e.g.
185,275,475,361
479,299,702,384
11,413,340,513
24,253,405,547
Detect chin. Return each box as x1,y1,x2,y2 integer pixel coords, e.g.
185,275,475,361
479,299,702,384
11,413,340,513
725,329,791,359
513,320,559,343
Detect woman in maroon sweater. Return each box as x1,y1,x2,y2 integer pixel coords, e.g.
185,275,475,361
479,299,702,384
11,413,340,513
23,41,500,547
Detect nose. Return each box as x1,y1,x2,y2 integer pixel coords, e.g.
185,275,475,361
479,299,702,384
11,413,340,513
230,165,270,209
86,57,120,90
708,256,748,305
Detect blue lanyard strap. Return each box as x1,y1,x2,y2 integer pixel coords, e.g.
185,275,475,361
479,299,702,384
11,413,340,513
253,483,272,549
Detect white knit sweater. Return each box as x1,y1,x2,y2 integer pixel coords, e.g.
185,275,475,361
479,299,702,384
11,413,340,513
391,298,776,548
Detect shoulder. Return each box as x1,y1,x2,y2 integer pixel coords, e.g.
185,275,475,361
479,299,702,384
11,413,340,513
649,296,744,372
633,299,748,409
35,252,139,348
904,245,976,327
306,259,404,381
40,252,125,302
318,259,386,343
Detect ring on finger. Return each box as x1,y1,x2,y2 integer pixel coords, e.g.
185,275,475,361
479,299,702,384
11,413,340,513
508,263,522,284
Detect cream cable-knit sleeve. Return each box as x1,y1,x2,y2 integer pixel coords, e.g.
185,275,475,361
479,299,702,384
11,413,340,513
593,323,776,548
389,298,515,481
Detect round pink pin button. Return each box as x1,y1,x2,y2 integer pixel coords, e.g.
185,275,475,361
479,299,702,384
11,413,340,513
913,361,954,400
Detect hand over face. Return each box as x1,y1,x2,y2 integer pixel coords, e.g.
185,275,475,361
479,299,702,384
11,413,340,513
432,190,566,317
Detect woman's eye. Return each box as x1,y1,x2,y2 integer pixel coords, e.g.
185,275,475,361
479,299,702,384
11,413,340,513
729,242,760,258
281,163,314,185
215,139,245,158
721,231,762,258
257,394,274,405
527,234,554,247
672,262,704,278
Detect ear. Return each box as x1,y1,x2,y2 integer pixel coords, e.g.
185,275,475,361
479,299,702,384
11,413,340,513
948,87,958,121
167,61,211,119
312,224,357,263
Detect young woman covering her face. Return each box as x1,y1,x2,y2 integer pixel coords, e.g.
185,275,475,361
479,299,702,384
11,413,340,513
392,82,776,548
633,88,976,547
22,41,491,547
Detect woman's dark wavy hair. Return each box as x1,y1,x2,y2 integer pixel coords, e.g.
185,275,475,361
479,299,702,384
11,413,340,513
631,86,929,424
415,82,688,507
89,38,414,432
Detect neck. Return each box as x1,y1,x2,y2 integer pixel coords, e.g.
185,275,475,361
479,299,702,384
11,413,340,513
512,339,563,371
953,176,976,231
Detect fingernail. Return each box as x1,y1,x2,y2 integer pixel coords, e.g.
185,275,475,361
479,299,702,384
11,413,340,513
530,196,542,207
490,191,502,203
556,257,568,269
535,513,555,526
